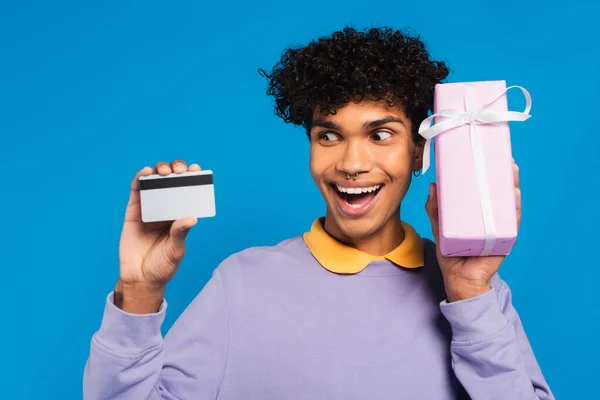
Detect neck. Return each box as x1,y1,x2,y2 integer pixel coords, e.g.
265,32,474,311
323,210,405,256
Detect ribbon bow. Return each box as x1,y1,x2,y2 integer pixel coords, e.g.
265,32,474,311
417,83,532,256
418,84,532,174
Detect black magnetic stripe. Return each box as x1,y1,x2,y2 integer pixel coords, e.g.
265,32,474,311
139,174,213,190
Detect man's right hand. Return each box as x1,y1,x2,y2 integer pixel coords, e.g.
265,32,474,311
115,160,201,314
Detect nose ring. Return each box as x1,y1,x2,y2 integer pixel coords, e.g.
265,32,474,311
346,173,359,180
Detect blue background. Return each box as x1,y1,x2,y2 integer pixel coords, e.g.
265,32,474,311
1,1,597,398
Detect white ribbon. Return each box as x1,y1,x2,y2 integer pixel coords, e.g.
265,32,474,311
418,84,532,256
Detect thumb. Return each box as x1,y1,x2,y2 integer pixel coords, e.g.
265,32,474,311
168,217,198,247
425,182,440,243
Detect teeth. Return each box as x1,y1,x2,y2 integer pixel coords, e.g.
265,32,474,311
336,184,381,194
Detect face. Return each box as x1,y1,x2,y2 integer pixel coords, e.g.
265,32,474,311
309,99,424,243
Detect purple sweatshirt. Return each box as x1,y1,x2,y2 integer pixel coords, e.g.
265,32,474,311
83,236,554,399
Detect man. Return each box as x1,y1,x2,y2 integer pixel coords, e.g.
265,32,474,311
84,26,554,399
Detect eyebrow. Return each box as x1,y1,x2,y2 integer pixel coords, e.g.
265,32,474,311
311,116,406,131
311,120,341,130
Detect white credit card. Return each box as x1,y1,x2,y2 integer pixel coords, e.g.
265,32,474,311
139,170,216,223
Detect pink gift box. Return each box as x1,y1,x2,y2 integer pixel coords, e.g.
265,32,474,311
427,80,530,257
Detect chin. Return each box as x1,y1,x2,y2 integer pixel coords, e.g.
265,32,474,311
342,218,380,238
326,208,389,241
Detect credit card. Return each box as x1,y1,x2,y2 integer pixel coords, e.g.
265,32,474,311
139,170,216,223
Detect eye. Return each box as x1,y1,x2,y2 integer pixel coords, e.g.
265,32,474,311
372,131,392,141
319,132,340,141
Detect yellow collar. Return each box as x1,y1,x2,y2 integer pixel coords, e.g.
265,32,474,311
302,218,425,274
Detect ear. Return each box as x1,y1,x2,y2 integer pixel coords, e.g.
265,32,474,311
305,125,313,142
413,136,425,172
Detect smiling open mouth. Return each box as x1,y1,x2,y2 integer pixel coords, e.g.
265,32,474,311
331,183,383,211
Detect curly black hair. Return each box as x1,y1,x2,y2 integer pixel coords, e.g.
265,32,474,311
258,26,449,143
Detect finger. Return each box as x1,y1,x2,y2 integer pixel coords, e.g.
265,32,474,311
153,161,171,176
167,217,198,258
515,187,522,230
188,163,201,172
425,182,440,243
513,160,520,188
171,159,187,174
170,216,198,238
127,166,153,207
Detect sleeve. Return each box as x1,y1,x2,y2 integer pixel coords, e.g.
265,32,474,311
83,268,228,400
438,275,554,400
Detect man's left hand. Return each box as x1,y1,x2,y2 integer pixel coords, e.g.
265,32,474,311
425,159,522,302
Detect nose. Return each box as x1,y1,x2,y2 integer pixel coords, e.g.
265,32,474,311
336,139,374,177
